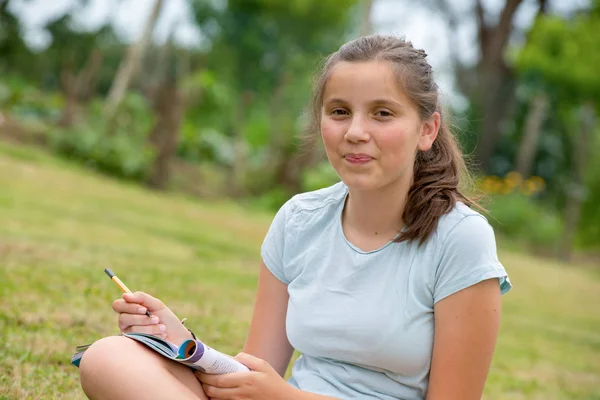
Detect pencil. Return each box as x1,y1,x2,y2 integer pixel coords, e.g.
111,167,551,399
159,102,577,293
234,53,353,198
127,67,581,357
104,268,152,318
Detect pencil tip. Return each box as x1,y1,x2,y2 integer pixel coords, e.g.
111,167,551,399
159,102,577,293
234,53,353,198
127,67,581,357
104,268,114,278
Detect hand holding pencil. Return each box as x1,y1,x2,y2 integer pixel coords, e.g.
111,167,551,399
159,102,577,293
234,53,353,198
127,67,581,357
104,268,152,317
106,268,193,343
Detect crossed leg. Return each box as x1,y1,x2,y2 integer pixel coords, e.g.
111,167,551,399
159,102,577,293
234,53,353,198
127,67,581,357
79,336,207,400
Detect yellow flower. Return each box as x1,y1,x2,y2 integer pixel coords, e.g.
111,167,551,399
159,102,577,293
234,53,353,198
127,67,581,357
520,180,537,196
504,171,522,186
528,176,546,193
479,176,504,194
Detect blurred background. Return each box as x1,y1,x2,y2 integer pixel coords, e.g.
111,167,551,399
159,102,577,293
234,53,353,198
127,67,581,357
1,0,599,399
1,0,599,258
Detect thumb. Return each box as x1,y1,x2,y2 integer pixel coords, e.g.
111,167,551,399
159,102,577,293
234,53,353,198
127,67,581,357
123,291,165,312
234,353,271,372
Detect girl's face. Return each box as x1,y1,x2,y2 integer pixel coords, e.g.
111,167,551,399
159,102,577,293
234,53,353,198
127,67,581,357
320,61,439,192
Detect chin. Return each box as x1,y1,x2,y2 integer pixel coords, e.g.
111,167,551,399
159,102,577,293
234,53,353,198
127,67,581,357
339,174,383,192
338,168,409,193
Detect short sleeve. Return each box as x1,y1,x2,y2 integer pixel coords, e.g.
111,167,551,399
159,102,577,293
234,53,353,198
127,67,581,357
433,215,512,304
261,200,292,284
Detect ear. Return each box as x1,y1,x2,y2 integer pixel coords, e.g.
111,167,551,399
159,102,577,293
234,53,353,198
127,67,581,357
418,112,440,151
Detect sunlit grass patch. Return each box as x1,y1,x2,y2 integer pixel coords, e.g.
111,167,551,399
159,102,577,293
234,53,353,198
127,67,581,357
1,142,599,399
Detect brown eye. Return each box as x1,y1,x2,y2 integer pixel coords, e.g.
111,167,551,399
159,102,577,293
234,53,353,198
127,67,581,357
375,110,392,118
331,109,349,116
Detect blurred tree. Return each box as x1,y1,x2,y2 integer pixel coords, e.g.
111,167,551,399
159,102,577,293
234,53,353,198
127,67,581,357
189,0,358,196
147,52,183,190
430,0,549,172
515,89,548,178
1,1,123,127
0,0,32,77
516,5,600,258
43,14,106,126
104,0,164,125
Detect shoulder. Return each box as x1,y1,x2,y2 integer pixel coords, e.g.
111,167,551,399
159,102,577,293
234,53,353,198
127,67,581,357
424,201,499,264
429,202,511,303
434,202,493,245
283,181,348,219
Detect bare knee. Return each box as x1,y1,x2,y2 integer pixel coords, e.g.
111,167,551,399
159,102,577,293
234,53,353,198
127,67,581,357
79,335,204,400
79,336,144,398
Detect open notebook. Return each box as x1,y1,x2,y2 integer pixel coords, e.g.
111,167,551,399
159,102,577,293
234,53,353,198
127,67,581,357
71,333,249,374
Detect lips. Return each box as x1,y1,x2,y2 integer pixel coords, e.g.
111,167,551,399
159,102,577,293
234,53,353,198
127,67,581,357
344,154,373,164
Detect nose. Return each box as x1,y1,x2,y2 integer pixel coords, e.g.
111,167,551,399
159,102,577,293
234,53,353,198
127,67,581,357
344,115,370,143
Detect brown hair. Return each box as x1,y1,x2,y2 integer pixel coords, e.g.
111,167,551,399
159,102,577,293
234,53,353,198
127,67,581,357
309,35,480,244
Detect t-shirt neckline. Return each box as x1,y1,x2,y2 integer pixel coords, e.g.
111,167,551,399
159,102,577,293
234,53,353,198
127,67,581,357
337,188,402,255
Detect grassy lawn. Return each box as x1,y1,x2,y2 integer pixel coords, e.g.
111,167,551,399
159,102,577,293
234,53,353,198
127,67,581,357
1,141,599,399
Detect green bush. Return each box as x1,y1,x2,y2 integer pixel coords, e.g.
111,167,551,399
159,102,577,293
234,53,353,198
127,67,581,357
485,193,563,250
577,130,600,249
47,94,155,181
301,160,340,193
250,187,291,211
0,76,63,122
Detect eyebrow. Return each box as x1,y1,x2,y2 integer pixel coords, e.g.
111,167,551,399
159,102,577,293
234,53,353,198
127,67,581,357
323,98,405,109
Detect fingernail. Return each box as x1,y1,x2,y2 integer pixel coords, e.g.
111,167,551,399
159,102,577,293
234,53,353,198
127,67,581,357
138,308,147,314
151,317,159,324
158,325,166,332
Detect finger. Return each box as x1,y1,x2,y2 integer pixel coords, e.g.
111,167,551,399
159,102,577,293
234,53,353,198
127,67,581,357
194,371,249,387
234,353,269,372
118,314,159,331
112,299,149,315
201,383,241,400
122,323,167,337
122,291,165,312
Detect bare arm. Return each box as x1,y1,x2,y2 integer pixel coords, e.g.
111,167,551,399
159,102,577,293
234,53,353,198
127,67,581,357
243,260,295,377
426,278,502,400
240,261,339,400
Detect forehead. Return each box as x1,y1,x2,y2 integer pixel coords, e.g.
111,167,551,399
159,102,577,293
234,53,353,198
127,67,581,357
323,60,409,103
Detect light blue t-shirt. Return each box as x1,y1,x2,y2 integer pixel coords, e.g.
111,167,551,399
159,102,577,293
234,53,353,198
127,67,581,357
261,182,512,399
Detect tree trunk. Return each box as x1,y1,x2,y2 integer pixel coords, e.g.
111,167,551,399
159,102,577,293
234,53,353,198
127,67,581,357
433,0,551,172
147,73,183,190
58,61,78,128
76,50,103,103
104,0,164,123
473,63,516,170
58,50,104,128
471,0,525,171
558,103,596,262
228,92,253,197
515,91,549,177
268,71,294,189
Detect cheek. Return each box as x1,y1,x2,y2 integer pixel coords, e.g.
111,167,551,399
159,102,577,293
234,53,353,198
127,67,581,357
320,121,339,148
377,126,417,155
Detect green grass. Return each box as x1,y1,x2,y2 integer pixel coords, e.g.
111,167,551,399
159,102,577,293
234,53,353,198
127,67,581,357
1,141,599,399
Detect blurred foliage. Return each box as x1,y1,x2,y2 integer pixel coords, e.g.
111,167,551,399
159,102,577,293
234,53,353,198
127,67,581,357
0,76,63,122
47,94,155,180
478,172,562,250
517,13,600,99
0,0,599,253
486,192,563,250
301,160,340,193
0,1,33,76
578,127,600,247
507,3,600,250
479,172,545,197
